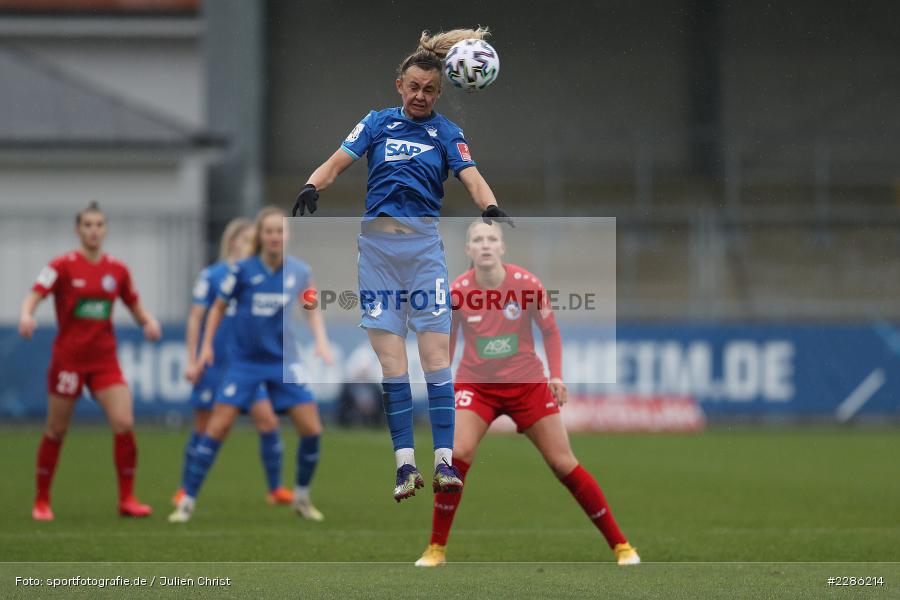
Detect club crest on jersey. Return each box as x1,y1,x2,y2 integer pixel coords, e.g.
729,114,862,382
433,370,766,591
425,125,438,138
285,273,296,290
101,274,117,293
503,301,521,320
385,138,434,162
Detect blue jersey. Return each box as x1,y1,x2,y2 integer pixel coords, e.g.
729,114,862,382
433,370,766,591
340,107,476,221
191,261,236,363
217,254,312,366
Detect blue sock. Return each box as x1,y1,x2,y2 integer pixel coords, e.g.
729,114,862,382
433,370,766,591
425,367,455,450
382,374,414,451
296,435,320,488
259,430,283,493
183,434,221,498
180,430,201,489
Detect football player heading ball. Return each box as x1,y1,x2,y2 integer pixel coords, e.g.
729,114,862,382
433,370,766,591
294,27,513,502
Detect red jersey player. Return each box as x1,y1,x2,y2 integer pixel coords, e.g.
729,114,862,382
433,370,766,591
18,202,161,521
414,221,640,566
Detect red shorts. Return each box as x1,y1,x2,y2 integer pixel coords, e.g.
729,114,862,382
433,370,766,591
454,381,560,433
47,358,127,399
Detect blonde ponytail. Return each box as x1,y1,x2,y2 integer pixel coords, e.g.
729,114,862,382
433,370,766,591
398,26,490,77
418,27,490,59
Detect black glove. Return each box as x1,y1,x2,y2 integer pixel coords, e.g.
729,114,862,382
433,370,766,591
481,204,515,227
292,184,319,216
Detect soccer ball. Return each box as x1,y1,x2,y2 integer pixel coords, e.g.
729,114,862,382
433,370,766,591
444,39,500,91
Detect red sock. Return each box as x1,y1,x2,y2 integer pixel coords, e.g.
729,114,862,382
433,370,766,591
560,464,627,548
429,458,470,546
114,431,137,502
36,434,63,504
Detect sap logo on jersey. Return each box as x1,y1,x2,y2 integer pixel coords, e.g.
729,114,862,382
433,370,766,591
252,293,289,316
385,138,434,162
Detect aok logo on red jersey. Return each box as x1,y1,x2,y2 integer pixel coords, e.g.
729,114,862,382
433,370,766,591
74,298,111,320
477,333,519,359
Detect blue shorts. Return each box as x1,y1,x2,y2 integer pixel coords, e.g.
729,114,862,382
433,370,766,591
215,360,314,414
190,363,267,411
357,230,451,338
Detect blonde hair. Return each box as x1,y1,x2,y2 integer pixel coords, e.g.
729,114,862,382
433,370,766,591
465,219,504,268
418,27,489,58
398,27,490,78
75,200,103,226
251,206,286,255
465,218,503,243
218,217,253,262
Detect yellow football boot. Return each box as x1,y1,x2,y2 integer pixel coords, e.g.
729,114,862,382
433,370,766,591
414,543,447,567
614,542,640,565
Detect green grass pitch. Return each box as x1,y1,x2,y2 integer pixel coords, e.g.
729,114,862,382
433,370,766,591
1,426,898,598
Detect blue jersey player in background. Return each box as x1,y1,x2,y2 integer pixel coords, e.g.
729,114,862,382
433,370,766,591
176,217,294,508
293,28,514,502
170,207,334,523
